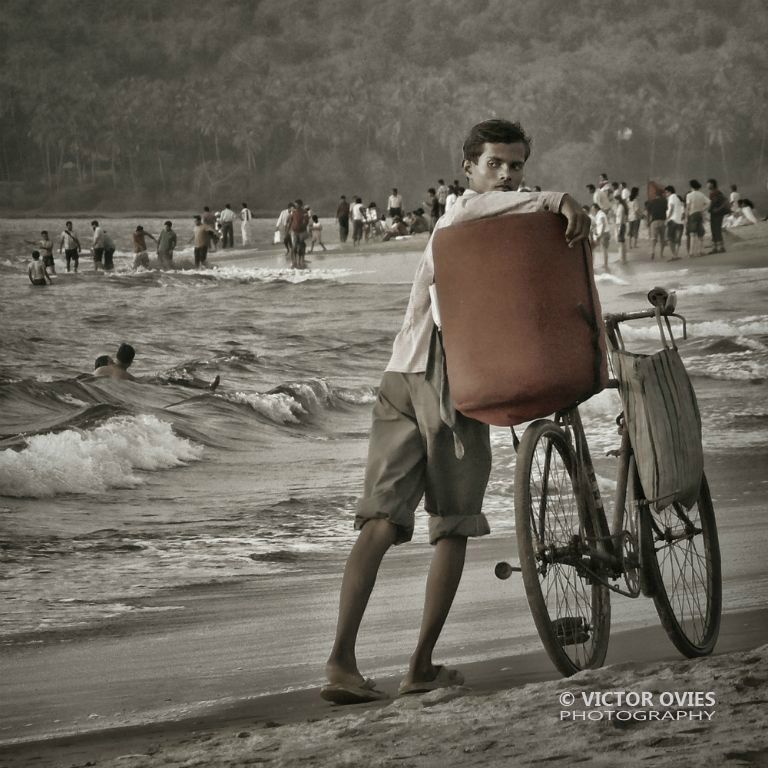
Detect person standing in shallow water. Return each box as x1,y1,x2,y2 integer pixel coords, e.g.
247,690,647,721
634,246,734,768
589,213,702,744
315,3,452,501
25,231,55,274
59,221,81,272
321,118,591,705
336,195,350,243
156,220,177,269
28,250,52,285
240,202,252,246
192,215,210,267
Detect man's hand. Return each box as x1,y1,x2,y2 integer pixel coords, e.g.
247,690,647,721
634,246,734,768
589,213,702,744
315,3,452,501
559,194,592,248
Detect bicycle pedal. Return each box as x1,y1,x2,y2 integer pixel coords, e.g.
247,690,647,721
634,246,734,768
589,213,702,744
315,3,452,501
552,616,590,645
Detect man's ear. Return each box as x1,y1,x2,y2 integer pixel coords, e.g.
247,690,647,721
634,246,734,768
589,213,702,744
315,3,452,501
462,158,473,178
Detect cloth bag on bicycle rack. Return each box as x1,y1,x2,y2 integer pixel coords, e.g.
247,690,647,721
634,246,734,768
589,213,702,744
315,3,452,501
432,211,608,427
612,344,703,512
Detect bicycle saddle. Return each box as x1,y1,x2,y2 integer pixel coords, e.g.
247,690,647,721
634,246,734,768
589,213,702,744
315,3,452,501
647,286,677,313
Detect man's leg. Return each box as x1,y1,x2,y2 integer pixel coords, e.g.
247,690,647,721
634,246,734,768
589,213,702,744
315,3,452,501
402,535,467,685
325,518,398,686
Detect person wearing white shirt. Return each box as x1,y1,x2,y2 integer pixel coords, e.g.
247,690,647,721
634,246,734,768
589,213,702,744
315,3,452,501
626,187,642,249
685,179,710,257
444,185,458,212
240,202,252,246
219,203,237,249
321,118,592,706
729,184,740,214
664,186,685,260
591,204,610,270
351,197,366,245
387,188,403,218
90,220,105,271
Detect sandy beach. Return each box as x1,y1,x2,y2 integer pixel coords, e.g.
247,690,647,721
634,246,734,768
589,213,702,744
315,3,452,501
1,224,767,768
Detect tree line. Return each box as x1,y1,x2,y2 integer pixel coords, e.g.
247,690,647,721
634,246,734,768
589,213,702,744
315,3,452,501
0,0,765,214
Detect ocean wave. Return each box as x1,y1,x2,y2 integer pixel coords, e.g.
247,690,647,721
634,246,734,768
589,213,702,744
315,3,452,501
0,414,203,498
676,283,725,295
685,352,768,381
618,315,768,341
595,273,628,285
220,390,307,424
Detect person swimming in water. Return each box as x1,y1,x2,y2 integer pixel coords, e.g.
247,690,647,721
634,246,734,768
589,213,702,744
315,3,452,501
94,355,112,370
94,342,137,380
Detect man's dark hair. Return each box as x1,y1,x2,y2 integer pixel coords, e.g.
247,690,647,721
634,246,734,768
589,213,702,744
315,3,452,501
664,185,675,193
65,220,73,226
707,178,718,187
116,343,135,367
462,119,532,163
194,215,201,223
438,178,444,184
586,184,596,193
91,220,99,226
164,220,172,227
689,179,701,190
31,250,40,259
428,187,436,194
204,206,210,212
94,355,111,370
242,202,247,207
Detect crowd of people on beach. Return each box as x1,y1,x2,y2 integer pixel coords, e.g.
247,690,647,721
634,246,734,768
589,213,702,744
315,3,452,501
25,172,762,285
583,173,762,270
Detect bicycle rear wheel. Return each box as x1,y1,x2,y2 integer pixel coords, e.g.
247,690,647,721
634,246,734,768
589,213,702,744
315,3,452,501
639,474,721,656
514,419,611,676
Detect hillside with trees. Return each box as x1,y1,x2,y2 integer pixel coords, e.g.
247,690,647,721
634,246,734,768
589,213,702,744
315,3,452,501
0,0,766,213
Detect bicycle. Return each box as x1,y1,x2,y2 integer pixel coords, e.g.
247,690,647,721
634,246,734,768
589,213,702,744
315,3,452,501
499,288,722,677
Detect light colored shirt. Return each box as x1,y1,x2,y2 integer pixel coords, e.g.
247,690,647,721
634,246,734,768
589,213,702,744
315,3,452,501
594,187,611,211
686,189,710,216
387,194,403,210
627,198,642,222
241,207,252,221
444,192,458,211
276,208,291,235
386,189,565,373
351,202,365,221
666,194,684,224
60,229,80,250
219,207,236,223
593,209,609,238
91,226,104,248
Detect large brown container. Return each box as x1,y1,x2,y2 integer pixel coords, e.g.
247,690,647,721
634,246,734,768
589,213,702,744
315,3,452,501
433,211,608,426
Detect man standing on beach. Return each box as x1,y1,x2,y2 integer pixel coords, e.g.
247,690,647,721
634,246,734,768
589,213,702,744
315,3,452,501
321,118,591,705
219,204,236,248
336,195,350,243
287,199,310,269
685,180,709,258
202,206,218,252
351,197,365,246
663,186,684,261
645,193,667,260
192,215,210,267
436,179,448,216
59,221,81,272
387,188,403,219
275,202,295,256
240,202,252,246
707,179,729,254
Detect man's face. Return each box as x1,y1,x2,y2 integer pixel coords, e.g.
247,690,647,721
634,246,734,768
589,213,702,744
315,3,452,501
463,142,527,193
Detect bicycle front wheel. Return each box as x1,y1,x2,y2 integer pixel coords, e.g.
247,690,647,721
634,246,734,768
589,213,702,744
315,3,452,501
514,419,611,676
639,474,722,657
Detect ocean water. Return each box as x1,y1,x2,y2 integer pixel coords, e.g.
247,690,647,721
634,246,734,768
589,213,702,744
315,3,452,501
1,217,767,641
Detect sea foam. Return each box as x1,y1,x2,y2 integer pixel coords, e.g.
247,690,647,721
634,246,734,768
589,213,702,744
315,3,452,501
0,415,203,498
